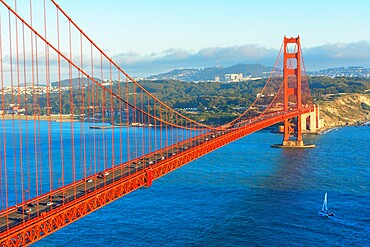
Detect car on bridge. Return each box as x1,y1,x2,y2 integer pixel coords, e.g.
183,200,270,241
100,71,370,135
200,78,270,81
17,206,32,214
97,172,109,179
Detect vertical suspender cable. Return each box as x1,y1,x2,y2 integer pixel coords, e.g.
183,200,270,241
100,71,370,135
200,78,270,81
44,0,53,196
8,9,18,207
14,0,24,206
91,44,97,189
0,13,3,210
118,71,122,178
154,102,157,153
110,64,115,180
147,94,151,154
22,20,30,202
101,53,105,172
35,35,43,198
141,93,144,158
80,32,87,183
91,50,94,177
133,84,138,168
31,12,37,213
56,8,65,190
14,0,25,206
68,20,76,198
126,76,130,166
0,13,10,225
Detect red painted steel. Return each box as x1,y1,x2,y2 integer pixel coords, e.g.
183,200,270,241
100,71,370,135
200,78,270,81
282,36,303,143
0,0,315,245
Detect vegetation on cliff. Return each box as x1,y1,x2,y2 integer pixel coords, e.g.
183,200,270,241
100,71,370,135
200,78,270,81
140,77,370,126
317,94,370,127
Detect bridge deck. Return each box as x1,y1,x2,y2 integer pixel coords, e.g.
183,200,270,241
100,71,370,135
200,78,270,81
0,128,224,232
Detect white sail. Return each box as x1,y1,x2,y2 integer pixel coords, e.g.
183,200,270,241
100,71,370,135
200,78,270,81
318,192,334,217
322,193,328,212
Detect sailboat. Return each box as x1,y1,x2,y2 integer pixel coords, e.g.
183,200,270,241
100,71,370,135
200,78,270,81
318,193,335,217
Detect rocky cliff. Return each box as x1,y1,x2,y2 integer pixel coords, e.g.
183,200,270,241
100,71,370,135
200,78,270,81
318,93,370,127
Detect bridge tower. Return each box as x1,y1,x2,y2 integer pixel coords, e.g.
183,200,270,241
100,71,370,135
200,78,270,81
274,36,315,148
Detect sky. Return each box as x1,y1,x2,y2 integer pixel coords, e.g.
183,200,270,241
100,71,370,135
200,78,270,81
21,0,370,76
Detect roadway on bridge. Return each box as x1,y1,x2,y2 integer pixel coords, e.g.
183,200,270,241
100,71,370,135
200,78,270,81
0,129,224,233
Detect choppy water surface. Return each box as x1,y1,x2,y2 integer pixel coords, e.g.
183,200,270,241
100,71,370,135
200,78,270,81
35,127,370,246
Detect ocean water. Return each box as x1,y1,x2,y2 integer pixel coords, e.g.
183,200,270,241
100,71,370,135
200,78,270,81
32,126,370,246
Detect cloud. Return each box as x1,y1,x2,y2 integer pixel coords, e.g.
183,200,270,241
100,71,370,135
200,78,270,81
303,41,370,69
112,41,370,77
112,45,277,77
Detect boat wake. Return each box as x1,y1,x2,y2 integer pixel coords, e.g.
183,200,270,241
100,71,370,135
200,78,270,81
330,217,370,233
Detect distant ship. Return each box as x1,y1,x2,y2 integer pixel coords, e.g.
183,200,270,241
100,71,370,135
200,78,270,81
318,193,335,217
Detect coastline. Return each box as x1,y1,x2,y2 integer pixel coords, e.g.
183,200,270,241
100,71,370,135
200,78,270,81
315,120,370,135
0,115,80,122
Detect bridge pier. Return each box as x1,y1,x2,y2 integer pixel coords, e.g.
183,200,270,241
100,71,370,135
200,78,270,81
272,118,316,149
301,104,324,134
272,105,321,148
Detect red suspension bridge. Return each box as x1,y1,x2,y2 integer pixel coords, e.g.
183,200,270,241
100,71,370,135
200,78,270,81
0,1,321,245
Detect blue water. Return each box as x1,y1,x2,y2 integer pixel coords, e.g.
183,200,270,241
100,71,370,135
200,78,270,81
0,120,199,206
32,126,369,246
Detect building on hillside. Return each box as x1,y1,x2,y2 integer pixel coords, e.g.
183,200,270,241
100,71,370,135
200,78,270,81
224,73,243,82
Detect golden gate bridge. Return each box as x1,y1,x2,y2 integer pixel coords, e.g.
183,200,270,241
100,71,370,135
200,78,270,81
0,1,321,245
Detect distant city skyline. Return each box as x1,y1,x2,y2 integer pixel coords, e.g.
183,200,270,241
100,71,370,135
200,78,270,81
40,1,370,76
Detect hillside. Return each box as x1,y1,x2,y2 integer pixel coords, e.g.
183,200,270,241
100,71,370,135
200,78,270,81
147,63,276,81
148,65,370,82
318,94,370,127
50,77,100,88
8,76,370,127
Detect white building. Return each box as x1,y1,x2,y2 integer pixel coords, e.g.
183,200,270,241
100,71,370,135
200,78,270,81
224,73,243,82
